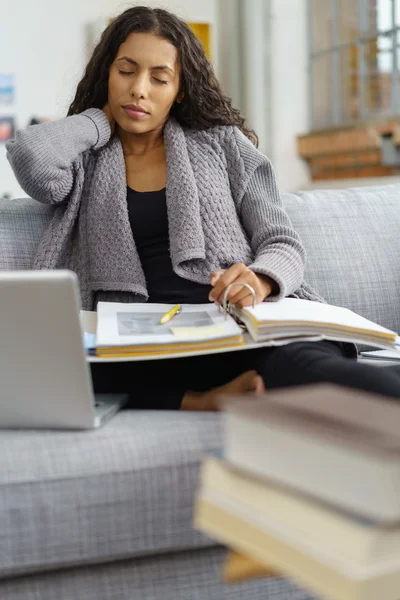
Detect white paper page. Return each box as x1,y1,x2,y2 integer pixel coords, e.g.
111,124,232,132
96,302,242,347
361,349,400,360
243,298,397,336
80,310,97,334
87,333,326,362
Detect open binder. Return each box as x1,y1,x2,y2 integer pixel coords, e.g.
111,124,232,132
82,282,400,361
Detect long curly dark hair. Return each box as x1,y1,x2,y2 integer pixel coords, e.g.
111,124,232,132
67,6,258,146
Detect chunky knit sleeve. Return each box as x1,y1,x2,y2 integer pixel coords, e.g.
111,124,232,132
6,108,111,205
231,128,306,300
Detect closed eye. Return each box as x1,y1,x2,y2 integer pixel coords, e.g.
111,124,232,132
118,71,167,85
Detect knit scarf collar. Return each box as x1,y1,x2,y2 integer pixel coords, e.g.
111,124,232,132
86,117,207,298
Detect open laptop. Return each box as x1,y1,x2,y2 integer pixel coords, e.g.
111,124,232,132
0,270,128,429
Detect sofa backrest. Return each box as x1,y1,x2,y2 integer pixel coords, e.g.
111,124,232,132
283,184,400,334
1,186,399,333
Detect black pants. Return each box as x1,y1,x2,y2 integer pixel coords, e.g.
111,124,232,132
90,341,400,410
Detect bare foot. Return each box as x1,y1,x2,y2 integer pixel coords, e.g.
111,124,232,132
180,370,265,411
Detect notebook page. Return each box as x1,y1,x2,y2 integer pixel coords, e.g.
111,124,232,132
96,302,242,347
242,298,396,336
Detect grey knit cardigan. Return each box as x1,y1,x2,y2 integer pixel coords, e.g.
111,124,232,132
6,108,323,311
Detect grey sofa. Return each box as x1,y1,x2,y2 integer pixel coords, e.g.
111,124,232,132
0,184,399,600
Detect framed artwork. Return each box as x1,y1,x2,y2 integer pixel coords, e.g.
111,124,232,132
0,74,15,105
187,23,212,60
0,116,15,143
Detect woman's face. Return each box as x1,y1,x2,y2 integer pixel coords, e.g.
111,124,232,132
108,32,181,135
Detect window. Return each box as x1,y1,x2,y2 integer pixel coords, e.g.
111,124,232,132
309,0,400,130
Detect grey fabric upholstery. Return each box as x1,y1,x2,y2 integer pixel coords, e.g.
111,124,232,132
0,412,221,577
0,198,53,270
2,187,399,333
0,186,398,599
0,547,315,600
284,185,400,334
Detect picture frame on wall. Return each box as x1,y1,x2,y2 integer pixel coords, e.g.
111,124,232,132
0,116,15,143
0,74,15,105
187,23,212,60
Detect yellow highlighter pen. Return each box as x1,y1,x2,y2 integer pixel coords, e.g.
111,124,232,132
159,303,181,325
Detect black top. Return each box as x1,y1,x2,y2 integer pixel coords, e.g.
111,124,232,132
127,186,212,303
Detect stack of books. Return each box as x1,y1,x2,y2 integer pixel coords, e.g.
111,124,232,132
194,384,400,600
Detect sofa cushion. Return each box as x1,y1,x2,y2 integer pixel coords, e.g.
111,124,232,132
0,411,221,578
0,198,53,270
283,184,400,334
0,546,313,600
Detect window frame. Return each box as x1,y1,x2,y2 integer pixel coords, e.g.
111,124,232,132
308,0,400,130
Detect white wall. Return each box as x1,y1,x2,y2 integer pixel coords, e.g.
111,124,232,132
1,0,108,197
0,0,218,198
269,0,310,192
217,0,310,193
1,0,310,197
217,0,271,157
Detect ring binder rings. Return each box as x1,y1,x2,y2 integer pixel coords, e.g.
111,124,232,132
222,282,257,327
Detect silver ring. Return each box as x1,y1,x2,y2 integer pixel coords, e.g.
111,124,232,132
222,282,256,320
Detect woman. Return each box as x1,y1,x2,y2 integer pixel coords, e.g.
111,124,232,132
7,6,400,409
